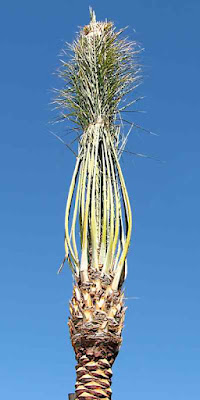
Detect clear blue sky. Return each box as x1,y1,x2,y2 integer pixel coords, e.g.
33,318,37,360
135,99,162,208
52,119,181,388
1,1,200,399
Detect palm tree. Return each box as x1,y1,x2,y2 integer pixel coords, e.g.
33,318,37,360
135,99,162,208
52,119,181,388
54,8,141,400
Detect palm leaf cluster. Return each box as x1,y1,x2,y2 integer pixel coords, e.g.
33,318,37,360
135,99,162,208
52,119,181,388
54,9,141,291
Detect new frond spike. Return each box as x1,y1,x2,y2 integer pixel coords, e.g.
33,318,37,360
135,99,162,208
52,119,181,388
89,7,96,23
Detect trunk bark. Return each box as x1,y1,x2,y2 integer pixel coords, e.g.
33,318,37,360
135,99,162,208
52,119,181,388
68,270,125,400
75,341,114,400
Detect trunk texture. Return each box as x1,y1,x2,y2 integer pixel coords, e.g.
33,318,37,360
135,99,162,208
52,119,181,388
68,268,125,400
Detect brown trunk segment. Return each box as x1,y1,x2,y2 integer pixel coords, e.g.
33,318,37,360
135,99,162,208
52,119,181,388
68,268,125,399
75,349,112,400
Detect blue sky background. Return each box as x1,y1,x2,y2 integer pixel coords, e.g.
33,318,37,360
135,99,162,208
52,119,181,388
1,1,200,399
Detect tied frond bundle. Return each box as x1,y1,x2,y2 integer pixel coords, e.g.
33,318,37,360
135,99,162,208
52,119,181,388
55,9,141,290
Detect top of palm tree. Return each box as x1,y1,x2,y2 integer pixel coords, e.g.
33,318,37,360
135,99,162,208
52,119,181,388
54,9,141,290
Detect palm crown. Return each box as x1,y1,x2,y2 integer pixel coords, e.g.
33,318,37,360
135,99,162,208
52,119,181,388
55,8,141,288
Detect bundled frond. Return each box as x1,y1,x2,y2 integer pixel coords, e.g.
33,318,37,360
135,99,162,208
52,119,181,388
54,9,141,141
56,9,140,290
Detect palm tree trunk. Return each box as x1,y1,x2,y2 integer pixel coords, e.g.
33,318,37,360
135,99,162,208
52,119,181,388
69,269,125,400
